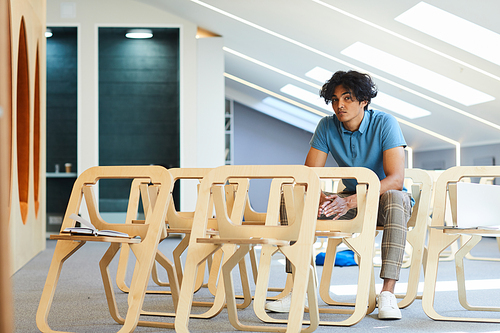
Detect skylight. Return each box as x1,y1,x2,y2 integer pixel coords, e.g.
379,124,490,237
279,84,332,113
306,66,431,119
395,2,500,67
372,92,431,119
262,97,323,123
341,42,494,106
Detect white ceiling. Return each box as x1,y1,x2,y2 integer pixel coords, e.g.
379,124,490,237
136,0,500,152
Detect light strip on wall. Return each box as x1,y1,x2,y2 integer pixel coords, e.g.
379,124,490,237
396,116,461,166
224,73,327,117
311,0,500,83
405,147,413,169
341,42,494,106
192,0,500,131
396,2,500,67
306,66,431,119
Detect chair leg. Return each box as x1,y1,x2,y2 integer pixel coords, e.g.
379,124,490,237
396,234,424,309
173,235,190,285
422,230,460,321
116,243,131,293
318,238,342,305
100,243,125,325
222,245,256,331
253,245,281,323
174,244,220,333
455,235,500,311
36,240,86,332
284,246,319,333
119,241,175,333
249,245,259,284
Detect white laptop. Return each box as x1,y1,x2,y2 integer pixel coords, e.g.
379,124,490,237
456,182,500,229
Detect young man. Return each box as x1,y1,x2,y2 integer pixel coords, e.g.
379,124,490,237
266,70,411,320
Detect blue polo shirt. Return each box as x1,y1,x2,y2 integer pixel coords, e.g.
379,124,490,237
310,109,406,192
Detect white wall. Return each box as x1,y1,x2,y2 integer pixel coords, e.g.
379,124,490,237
46,0,225,210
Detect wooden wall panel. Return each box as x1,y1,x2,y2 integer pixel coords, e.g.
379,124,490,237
0,0,14,330
9,0,46,273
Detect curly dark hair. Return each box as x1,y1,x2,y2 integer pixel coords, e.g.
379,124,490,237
320,70,377,110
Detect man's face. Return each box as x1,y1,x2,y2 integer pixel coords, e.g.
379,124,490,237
331,85,367,129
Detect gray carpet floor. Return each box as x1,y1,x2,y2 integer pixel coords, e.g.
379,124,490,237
12,235,500,332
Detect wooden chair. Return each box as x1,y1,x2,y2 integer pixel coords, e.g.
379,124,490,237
422,166,500,323
36,166,177,332
115,168,212,296
117,168,252,319
175,165,322,333
255,167,381,327
314,169,432,311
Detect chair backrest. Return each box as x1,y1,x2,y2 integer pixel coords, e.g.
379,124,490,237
60,165,173,239
312,167,380,234
193,165,321,245
431,166,500,228
404,168,433,229
165,168,212,229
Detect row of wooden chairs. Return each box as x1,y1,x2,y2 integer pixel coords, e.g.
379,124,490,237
36,165,500,332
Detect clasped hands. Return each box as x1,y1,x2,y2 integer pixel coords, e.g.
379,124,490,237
318,193,350,220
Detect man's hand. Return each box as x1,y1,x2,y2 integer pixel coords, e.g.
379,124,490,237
319,193,350,220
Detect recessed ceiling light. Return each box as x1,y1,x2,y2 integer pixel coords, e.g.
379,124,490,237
395,2,500,67
341,42,494,106
45,29,53,38
125,29,153,39
280,84,332,113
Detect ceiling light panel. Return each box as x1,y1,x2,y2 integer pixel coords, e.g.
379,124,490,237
280,84,332,113
373,92,431,119
395,2,500,67
341,42,494,106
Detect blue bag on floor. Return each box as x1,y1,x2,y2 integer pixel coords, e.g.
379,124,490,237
315,250,357,267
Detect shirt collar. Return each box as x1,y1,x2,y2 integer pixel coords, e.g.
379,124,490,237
340,110,369,134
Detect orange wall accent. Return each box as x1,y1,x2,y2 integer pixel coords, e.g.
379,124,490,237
34,46,40,216
16,17,29,224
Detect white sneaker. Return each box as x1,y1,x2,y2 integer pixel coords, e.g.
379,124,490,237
377,291,402,320
264,293,309,313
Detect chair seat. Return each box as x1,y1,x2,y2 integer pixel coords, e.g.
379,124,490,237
315,231,352,238
50,234,141,244
197,237,289,246
442,228,500,236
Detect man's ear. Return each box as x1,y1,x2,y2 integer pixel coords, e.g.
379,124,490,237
360,100,368,109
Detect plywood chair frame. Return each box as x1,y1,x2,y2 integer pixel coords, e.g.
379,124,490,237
422,166,500,323
115,169,210,297
125,168,251,320
255,167,381,327
36,166,176,332
175,165,322,333
317,168,432,314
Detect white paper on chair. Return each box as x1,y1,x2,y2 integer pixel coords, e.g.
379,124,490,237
456,182,500,229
